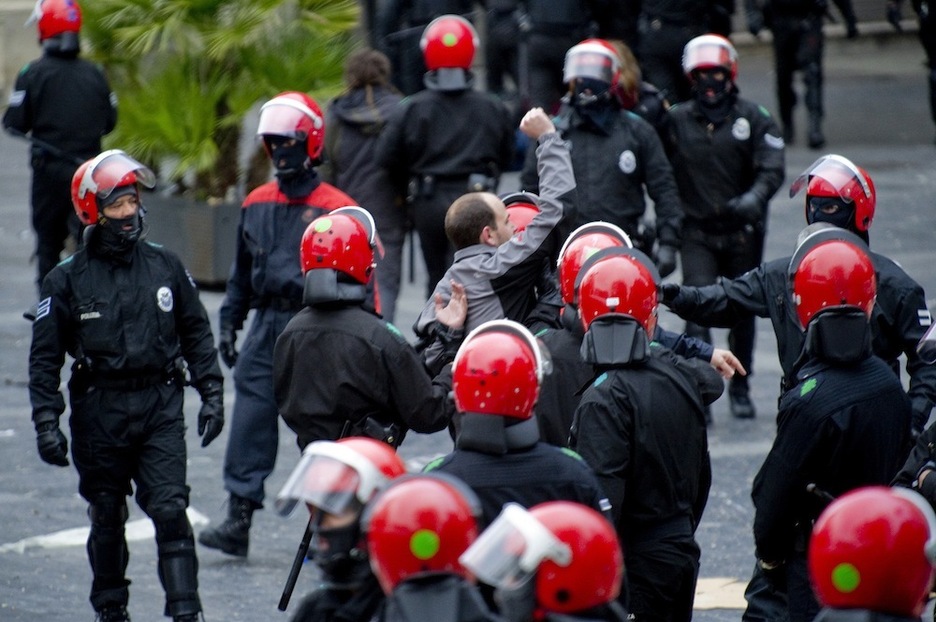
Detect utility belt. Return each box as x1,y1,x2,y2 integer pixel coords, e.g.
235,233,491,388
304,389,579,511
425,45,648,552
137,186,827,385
257,296,304,313
71,357,186,392
341,416,405,448
626,515,695,544
411,173,496,199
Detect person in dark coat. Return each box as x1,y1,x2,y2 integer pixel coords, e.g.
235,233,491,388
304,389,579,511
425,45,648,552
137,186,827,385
29,151,223,622
320,48,407,324
3,0,117,293
751,234,912,622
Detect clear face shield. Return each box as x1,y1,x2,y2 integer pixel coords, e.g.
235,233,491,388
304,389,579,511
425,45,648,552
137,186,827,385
78,150,156,205
459,503,571,590
789,154,872,203
256,98,322,140
274,441,385,518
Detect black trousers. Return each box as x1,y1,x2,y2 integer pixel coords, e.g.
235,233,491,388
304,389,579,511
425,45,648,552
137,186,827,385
30,158,81,293
681,224,765,386
771,15,824,128
412,180,468,299
625,535,701,622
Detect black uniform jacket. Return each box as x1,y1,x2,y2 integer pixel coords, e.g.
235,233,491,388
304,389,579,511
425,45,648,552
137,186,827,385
752,355,912,563
273,304,454,449
30,239,222,419
570,345,723,534
667,251,936,430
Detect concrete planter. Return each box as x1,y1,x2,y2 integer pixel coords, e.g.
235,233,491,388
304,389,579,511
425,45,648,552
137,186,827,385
142,193,239,289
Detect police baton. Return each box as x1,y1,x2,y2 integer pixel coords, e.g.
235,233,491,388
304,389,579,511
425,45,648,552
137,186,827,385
277,514,316,611
806,483,836,504
5,126,86,166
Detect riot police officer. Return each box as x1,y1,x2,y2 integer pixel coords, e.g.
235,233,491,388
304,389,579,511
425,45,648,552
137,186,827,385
29,150,224,622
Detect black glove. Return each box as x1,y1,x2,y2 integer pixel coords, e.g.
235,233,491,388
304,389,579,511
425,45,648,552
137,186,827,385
887,1,903,32
196,382,224,447
34,411,69,467
658,283,681,306
218,326,238,369
726,192,763,224
758,559,787,593
654,245,678,279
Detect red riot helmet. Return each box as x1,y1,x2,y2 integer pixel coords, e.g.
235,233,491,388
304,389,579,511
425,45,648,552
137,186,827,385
452,319,550,420
809,486,936,617
789,232,876,329
420,15,478,71
682,34,739,81
274,437,406,518
789,154,876,233
71,150,156,225
501,192,540,233
257,92,325,162
577,248,659,336
557,222,633,305
460,501,623,615
363,474,482,595
29,0,81,41
300,206,377,284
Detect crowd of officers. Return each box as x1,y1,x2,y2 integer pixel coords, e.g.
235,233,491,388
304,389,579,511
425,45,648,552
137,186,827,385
15,2,936,622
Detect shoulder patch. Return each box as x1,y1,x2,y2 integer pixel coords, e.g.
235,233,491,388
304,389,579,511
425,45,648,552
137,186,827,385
58,255,75,266
560,447,585,462
423,456,445,472
800,377,818,397
384,321,407,343
144,240,164,249
18,63,32,76
919,308,932,327
764,133,785,149
592,371,608,388
534,327,549,338
8,89,25,106
34,297,52,322
758,105,772,118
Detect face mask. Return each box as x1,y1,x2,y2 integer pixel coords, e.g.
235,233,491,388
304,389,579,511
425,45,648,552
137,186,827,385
268,139,309,176
308,521,365,578
693,71,732,106
572,78,613,109
96,211,143,256
807,196,855,231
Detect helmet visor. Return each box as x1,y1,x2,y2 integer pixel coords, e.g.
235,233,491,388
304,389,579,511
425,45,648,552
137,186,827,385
683,41,733,74
79,150,156,204
274,441,384,517
789,154,872,201
563,48,615,85
459,503,571,588
257,98,323,139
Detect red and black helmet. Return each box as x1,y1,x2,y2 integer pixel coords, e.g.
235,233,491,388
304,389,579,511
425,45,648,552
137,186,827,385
363,474,482,594
274,436,406,518
789,231,876,329
809,486,936,617
71,150,156,225
420,15,478,71
30,0,81,41
557,222,633,305
790,154,876,233
577,248,659,335
257,92,326,162
300,206,377,284
682,34,739,81
452,320,549,420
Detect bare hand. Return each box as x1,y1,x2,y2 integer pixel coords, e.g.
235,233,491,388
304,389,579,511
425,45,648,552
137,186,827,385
519,107,556,140
434,281,467,330
710,348,747,380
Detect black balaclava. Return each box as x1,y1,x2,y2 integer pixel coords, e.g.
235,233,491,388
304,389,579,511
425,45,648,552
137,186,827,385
95,185,143,258
806,196,856,231
571,78,618,136
266,137,320,199
692,69,736,124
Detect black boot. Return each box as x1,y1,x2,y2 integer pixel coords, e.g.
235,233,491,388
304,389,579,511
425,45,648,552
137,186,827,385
729,378,756,419
95,605,130,622
197,494,255,557
807,115,826,150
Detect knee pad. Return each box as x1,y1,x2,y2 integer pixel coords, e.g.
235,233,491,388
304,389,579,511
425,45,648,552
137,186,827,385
150,503,192,544
89,495,129,528
87,495,129,584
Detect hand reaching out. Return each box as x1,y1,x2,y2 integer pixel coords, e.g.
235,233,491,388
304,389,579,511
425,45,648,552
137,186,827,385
434,281,468,330
710,348,747,380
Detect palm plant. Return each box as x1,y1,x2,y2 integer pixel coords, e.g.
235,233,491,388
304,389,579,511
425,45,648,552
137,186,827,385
81,0,360,201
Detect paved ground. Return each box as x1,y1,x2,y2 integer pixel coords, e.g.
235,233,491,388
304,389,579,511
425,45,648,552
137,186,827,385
2,29,936,622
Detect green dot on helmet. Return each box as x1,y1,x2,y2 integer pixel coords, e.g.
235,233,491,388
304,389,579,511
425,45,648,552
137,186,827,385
831,563,860,593
314,218,332,233
410,529,441,560
442,33,458,47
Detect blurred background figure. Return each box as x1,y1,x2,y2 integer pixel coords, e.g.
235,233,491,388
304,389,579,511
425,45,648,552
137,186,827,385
3,0,117,294
320,48,406,324
888,0,936,142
